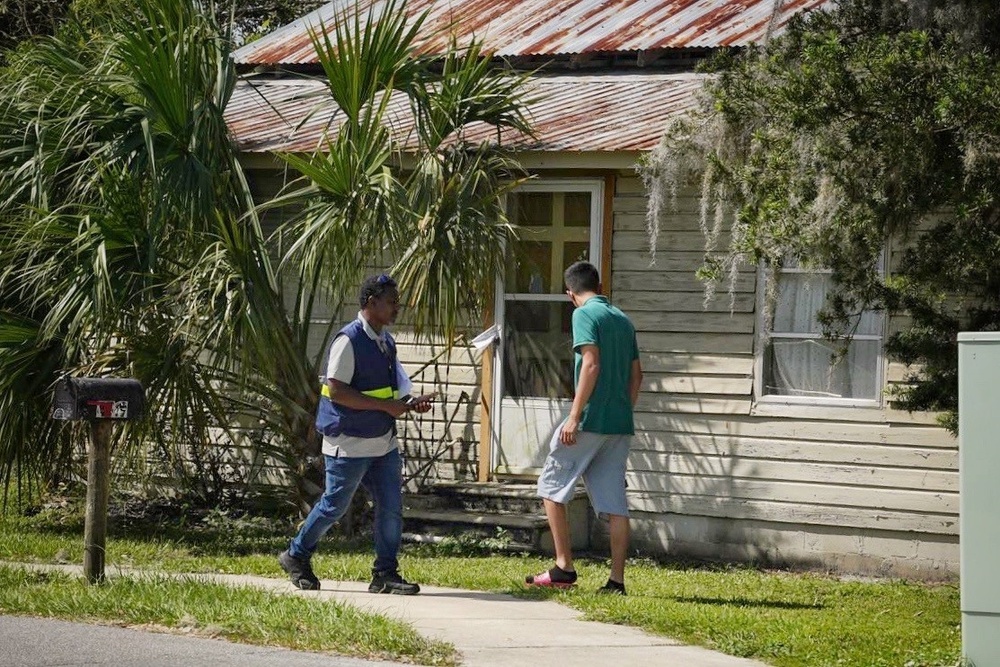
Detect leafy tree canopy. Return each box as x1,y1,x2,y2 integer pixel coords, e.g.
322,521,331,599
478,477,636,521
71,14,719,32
641,0,1000,432
226,0,326,43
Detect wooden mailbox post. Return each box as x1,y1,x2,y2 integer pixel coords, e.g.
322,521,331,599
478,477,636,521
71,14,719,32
52,377,145,584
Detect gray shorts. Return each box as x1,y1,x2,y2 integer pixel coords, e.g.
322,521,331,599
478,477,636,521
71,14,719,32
536,419,632,517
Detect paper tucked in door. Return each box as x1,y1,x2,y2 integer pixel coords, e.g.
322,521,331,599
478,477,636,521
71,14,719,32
470,323,500,352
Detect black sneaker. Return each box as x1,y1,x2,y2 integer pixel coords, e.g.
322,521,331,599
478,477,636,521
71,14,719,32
369,570,420,595
279,550,321,590
596,579,626,596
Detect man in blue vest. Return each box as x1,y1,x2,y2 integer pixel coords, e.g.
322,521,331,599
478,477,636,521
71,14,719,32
279,274,432,594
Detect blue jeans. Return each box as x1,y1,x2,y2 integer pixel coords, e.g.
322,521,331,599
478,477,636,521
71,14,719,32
289,448,403,574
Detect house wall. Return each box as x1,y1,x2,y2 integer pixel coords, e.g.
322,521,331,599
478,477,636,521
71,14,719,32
600,173,958,579
242,164,958,579
394,332,484,487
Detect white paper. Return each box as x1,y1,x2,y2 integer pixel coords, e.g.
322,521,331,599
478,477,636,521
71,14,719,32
470,323,500,352
395,361,414,397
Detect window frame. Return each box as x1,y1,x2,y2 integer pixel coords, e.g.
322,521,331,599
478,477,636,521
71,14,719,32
752,259,888,408
502,179,605,301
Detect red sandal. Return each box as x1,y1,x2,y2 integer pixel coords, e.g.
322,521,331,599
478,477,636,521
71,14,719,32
525,567,577,589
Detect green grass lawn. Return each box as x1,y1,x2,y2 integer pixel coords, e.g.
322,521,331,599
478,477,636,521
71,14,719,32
0,565,456,666
0,503,961,667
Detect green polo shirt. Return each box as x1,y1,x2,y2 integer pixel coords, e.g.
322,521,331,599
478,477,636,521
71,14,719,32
572,295,639,435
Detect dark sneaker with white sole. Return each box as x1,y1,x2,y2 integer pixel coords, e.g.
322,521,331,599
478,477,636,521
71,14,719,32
279,550,321,590
369,570,420,595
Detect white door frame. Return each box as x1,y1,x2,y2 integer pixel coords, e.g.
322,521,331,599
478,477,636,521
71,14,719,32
489,178,605,476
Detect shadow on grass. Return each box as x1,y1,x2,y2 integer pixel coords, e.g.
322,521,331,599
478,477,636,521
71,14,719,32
672,595,823,610
506,590,825,614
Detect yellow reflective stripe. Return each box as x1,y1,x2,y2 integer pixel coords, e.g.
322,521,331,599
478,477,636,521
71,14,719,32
362,387,396,399
319,385,398,400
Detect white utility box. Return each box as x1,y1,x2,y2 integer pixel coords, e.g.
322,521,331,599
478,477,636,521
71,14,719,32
959,332,1000,665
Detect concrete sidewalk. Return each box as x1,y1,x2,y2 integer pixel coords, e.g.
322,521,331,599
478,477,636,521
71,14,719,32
10,563,768,667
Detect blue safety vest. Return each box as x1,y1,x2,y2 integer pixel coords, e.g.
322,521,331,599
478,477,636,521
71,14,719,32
315,319,399,439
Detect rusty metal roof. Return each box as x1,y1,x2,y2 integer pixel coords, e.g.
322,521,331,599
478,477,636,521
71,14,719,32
226,72,704,154
233,0,832,66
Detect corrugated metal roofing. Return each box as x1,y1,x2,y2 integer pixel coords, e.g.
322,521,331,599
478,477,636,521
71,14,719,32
233,0,832,66
225,72,704,153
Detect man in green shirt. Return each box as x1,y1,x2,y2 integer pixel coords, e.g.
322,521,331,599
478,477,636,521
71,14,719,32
527,261,642,595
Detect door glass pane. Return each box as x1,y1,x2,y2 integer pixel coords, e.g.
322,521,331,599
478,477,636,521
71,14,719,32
503,301,575,399
511,192,553,227
563,241,589,275
565,192,591,227
502,185,598,402
508,191,593,296
506,240,552,293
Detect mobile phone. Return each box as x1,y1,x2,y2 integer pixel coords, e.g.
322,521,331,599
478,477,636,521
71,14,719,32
406,393,435,405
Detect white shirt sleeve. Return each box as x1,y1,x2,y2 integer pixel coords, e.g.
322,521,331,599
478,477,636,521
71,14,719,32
326,336,355,384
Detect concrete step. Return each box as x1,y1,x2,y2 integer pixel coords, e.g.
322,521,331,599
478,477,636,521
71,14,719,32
402,507,548,552
408,480,585,515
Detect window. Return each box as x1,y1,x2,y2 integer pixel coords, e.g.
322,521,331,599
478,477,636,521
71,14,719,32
757,259,884,404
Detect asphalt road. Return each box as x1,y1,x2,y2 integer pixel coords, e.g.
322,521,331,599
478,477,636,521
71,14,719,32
0,615,405,667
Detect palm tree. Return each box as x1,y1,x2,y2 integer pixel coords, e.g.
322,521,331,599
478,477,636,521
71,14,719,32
0,0,269,502
0,0,532,511
252,0,535,509
273,5,533,338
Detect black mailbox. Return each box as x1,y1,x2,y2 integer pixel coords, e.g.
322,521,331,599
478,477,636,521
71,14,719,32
52,377,145,421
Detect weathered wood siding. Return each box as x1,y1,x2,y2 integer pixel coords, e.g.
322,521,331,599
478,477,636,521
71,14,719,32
394,335,483,486
606,173,958,578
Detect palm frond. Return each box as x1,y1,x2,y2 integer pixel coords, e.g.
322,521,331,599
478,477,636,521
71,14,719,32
0,0,279,494
395,145,527,338
308,0,426,127
410,37,537,148
276,0,534,343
